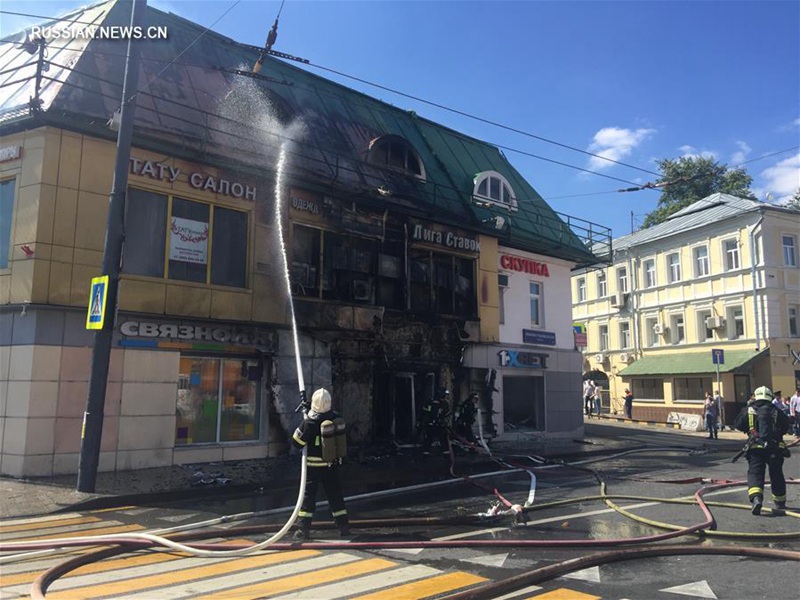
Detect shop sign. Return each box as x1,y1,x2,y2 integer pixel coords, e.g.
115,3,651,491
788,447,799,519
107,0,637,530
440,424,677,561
523,329,556,346
0,145,22,163
410,221,480,252
169,217,208,264
129,157,257,200
120,320,272,346
291,195,319,214
498,350,548,369
500,254,550,277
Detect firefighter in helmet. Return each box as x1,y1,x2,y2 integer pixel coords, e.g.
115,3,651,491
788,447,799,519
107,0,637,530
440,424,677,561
292,388,350,538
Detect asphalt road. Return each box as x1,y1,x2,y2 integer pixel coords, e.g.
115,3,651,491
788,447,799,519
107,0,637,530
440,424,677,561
3,421,797,599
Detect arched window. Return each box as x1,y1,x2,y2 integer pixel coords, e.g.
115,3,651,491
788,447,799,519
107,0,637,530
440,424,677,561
473,171,517,209
368,135,425,178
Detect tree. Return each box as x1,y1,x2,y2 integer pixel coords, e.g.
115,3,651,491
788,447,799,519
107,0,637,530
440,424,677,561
641,156,756,228
787,189,800,211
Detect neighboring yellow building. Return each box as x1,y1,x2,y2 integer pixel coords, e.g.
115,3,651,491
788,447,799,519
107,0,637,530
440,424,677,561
572,194,800,426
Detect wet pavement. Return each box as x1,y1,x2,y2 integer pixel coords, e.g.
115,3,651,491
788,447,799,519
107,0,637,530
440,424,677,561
0,416,754,520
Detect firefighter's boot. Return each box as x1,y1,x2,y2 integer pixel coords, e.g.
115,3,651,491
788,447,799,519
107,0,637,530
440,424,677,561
335,515,350,537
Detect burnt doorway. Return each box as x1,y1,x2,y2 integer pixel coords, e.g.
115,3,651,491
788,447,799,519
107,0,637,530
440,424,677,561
503,375,545,431
375,372,427,444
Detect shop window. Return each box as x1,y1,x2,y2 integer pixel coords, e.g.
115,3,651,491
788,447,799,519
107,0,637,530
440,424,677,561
124,188,248,287
631,378,665,400
0,178,16,269
473,170,517,209
408,249,475,317
368,135,424,177
674,377,712,402
175,356,262,445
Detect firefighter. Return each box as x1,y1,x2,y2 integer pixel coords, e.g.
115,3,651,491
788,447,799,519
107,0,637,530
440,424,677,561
733,386,791,515
292,387,350,538
421,387,451,455
454,392,479,450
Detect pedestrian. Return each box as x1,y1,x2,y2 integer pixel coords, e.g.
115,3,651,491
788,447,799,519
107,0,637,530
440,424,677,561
593,383,603,416
623,388,634,419
733,386,791,515
789,387,800,437
704,392,719,439
454,392,479,450
713,389,724,431
291,388,350,539
583,379,596,418
421,387,451,455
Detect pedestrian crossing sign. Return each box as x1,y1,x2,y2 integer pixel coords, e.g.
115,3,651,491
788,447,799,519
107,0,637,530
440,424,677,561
86,275,109,330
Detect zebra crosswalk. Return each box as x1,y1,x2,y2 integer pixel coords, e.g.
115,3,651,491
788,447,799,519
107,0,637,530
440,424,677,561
0,510,595,599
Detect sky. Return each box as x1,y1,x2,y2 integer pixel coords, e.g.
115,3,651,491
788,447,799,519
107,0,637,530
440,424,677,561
2,0,799,240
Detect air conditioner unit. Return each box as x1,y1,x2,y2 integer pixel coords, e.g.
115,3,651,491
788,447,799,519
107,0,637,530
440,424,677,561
593,353,605,364
619,352,634,363
610,291,626,308
353,279,372,301
705,316,725,329
653,322,667,335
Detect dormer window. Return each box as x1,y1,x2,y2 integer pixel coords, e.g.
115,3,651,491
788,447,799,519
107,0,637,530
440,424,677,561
473,171,517,209
368,135,425,178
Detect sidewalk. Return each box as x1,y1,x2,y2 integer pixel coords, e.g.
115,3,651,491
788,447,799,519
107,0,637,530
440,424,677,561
0,419,743,521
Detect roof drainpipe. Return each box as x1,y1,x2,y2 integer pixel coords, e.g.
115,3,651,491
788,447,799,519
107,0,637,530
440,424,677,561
749,210,765,352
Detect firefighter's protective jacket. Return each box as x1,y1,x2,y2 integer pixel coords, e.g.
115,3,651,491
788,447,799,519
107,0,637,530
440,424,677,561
734,399,790,453
292,410,343,467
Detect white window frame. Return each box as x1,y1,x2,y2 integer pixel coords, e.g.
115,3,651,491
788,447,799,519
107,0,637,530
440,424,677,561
473,170,518,210
696,309,713,342
789,305,798,337
667,252,681,283
643,258,656,288
620,321,631,349
783,234,797,267
726,305,745,339
599,324,609,351
597,271,607,298
644,316,659,347
670,313,685,345
723,238,740,271
577,277,586,302
617,266,628,293
693,245,709,278
529,281,542,326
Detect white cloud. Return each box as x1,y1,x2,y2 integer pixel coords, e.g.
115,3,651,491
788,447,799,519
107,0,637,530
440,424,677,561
759,152,800,204
678,145,717,160
587,127,655,170
730,141,751,165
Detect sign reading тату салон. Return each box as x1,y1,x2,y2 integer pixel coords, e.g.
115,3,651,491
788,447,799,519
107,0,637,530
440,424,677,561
129,157,257,201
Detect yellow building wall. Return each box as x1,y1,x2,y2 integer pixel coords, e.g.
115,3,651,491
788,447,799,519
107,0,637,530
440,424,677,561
477,235,499,343
1,126,287,326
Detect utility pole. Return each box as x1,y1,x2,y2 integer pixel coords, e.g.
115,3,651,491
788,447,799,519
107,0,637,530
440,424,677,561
77,0,146,492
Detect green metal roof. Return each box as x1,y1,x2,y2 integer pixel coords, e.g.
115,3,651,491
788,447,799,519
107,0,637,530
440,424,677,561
618,348,768,377
0,0,605,265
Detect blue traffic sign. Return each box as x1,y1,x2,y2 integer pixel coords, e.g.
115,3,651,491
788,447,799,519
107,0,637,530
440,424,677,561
711,348,725,365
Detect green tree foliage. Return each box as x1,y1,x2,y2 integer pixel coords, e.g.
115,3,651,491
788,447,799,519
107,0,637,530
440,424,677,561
787,189,800,210
642,156,756,228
